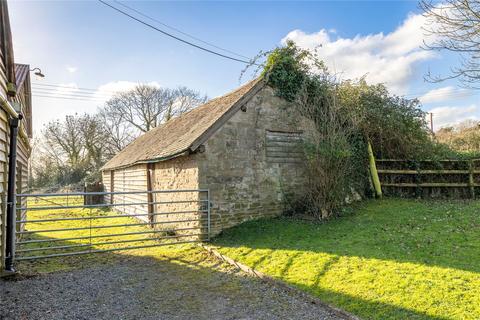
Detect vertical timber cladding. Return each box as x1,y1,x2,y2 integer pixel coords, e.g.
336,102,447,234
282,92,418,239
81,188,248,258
0,108,8,269
15,137,28,232
101,170,113,204
112,164,149,221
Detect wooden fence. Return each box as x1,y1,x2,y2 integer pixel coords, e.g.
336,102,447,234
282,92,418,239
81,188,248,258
376,159,480,199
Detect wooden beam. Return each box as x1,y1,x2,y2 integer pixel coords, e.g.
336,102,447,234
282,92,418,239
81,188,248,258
146,163,155,226
469,159,475,199
377,169,470,174
382,183,470,187
110,170,114,204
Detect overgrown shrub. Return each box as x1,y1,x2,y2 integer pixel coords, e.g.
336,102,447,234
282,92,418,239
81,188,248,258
247,41,455,219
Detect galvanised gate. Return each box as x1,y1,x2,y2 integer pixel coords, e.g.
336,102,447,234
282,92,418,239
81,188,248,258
7,189,210,268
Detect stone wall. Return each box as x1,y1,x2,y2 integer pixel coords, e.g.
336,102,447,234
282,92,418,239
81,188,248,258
151,156,205,240
196,86,306,235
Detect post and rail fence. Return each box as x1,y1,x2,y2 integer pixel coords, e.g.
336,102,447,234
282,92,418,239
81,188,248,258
376,159,480,198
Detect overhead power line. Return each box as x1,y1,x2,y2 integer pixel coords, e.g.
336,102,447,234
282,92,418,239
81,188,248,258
33,94,105,102
97,0,255,65
32,82,120,94
33,83,475,101
31,92,106,101
31,90,106,99
112,0,250,60
31,88,111,99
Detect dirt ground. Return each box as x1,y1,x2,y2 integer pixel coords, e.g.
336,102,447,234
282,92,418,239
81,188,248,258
0,251,349,320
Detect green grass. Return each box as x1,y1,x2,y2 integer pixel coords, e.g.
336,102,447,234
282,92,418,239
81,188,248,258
213,199,480,320
16,196,212,274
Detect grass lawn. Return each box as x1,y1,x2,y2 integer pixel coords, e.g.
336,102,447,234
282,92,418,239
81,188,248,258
213,199,480,320
15,196,215,274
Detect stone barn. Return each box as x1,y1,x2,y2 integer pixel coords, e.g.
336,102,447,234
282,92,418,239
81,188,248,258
101,78,307,236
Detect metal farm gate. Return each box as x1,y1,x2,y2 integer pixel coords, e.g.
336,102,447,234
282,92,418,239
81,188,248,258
8,189,210,267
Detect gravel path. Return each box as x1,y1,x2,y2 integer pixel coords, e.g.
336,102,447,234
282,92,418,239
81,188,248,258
1,255,347,320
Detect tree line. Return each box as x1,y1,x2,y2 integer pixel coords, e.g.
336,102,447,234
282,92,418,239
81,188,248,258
31,85,207,190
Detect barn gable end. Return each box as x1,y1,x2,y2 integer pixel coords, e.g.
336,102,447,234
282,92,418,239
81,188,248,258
195,85,305,235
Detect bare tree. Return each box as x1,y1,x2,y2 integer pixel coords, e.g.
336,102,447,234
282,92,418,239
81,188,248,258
34,113,110,187
104,85,169,132
421,0,480,87
98,106,135,157
43,115,86,168
79,114,109,170
103,84,207,132
164,87,208,121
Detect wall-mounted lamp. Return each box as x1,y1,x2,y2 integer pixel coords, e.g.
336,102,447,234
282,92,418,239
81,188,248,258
29,67,45,78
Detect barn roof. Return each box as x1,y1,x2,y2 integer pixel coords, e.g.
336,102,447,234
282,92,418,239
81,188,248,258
102,78,264,171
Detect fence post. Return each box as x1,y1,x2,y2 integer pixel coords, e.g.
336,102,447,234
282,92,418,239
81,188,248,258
83,182,87,206
468,159,475,199
414,161,421,198
367,141,382,198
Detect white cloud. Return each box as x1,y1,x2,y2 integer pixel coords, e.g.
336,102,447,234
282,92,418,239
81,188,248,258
428,104,479,129
66,66,77,73
419,86,473,104
282,13,435,94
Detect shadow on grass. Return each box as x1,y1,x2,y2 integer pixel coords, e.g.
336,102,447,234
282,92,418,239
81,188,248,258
8,234,452,320
211,198,480,320
214,198,480,273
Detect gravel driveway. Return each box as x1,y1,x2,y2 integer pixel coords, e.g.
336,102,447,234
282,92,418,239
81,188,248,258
0,253,348,320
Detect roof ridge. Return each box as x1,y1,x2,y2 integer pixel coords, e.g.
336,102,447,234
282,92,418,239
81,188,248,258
142,77,262,136
102,77,263,170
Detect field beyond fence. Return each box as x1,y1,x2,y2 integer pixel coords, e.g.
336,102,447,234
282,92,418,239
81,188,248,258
377,159,480,198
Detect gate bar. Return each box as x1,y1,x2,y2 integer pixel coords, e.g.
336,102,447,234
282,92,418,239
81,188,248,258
15,240,200,261
17,189,209,197
17,218,208,234
17,227,202,245
17,233,204,253
18,200,209,211
17,211,209,224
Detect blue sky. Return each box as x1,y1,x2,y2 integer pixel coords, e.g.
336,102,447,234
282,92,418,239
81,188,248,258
8,0,479,132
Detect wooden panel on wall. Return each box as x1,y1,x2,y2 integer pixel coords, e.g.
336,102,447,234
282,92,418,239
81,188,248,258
265,130,304,163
